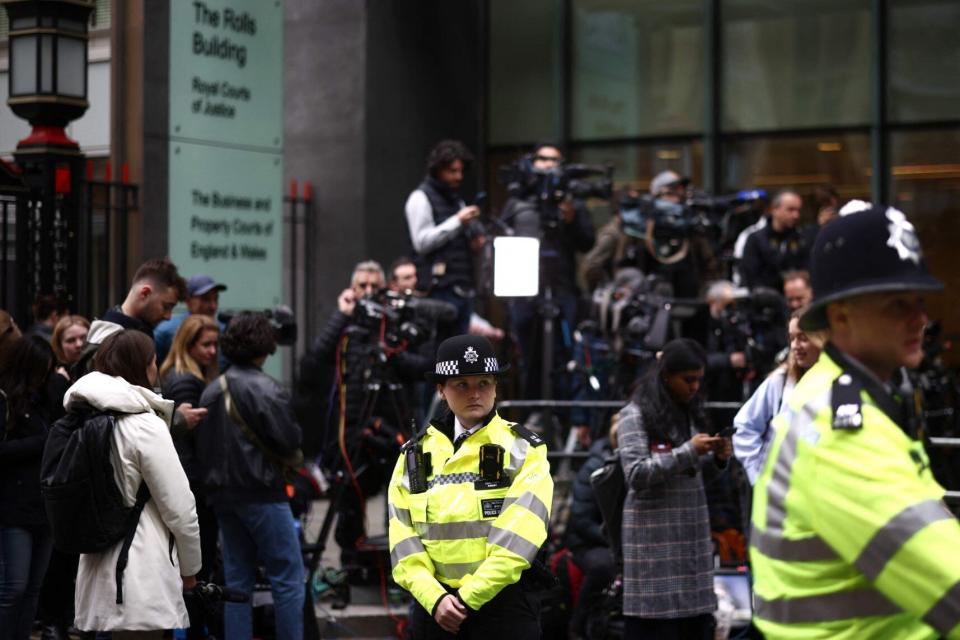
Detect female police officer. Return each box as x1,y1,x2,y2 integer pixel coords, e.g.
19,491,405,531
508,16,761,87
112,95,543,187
388,335,553,638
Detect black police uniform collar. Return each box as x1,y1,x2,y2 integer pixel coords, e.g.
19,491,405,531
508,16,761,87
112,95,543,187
825,343,910,434
429,407,498,445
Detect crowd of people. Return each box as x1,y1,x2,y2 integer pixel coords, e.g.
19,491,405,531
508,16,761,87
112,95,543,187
0,137,958,640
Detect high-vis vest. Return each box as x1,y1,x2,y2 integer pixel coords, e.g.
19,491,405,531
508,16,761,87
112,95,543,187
388,412,552,614
750,351,960,639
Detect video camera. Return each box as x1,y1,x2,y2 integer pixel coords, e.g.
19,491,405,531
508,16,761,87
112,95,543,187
620,190,766,243
499,158,614,228
353,289,456,350
718,287,787,376
218,305,297,346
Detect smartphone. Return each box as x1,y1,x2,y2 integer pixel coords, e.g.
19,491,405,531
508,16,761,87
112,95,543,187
716,426,735,438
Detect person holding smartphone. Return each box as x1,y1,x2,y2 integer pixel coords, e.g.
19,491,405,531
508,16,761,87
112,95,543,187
618,338,732,639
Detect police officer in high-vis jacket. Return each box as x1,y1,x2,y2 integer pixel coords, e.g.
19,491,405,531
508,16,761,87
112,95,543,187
388,335,553,638
750,202,960,639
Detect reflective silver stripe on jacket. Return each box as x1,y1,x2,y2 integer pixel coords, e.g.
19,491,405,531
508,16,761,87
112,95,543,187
754,590,900,624
855,499,955,581
415,520,492,541
488,526,539,562
434,559,483,581
389,504,412,528
502,491,550,529
390,536,425,566
750,526,837,562
755,395,838,562
922,580,960,635
505,436,530,477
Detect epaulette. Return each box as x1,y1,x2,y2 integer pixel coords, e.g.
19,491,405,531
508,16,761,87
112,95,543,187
831,373,864,430
510,422,546,447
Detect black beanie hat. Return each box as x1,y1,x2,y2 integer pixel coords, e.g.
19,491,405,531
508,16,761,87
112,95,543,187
659,338,707,373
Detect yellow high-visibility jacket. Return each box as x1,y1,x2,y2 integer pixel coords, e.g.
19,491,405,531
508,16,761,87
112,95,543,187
388,411,552,614
750,346,960,639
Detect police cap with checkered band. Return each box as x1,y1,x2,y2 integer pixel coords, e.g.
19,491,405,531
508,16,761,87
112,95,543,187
425,334,510,383
799,201,943,331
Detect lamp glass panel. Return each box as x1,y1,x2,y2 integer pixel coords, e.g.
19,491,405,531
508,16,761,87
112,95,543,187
11,16,38,29
57,37,86,97
11,36,38,95
58,18,87,33
40,35,54,93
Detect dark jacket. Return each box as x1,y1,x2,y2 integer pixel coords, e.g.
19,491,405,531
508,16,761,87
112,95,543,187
504,196,596,294
161,368,207,482
0,393,51,527
301,309,430,462
739,224,810,292
196,364,302,504
411,176,475,291
565,438,611,551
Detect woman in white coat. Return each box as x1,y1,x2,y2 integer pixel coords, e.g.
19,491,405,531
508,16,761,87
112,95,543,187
63,330,201,638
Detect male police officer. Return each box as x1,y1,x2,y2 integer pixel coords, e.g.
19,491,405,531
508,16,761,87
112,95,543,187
388,335,553,638
750,204,960,638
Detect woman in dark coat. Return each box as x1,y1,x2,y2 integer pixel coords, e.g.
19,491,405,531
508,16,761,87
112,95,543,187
618,338,732,639
0,336,56,640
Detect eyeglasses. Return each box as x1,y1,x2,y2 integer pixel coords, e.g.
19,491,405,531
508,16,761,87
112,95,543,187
534,155,562,163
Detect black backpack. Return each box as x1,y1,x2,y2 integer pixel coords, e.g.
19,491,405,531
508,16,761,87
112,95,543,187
40,407,150,604
590,453,626,569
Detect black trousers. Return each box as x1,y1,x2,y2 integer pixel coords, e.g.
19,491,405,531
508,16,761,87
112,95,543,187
570,546,616,636
409,583,540,639
623,613,715,640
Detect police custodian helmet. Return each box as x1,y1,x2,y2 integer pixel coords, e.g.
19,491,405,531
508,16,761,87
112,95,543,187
425,334,510,383
800,202,943,331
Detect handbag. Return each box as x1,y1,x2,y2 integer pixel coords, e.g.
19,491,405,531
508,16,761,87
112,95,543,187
218,375,304,483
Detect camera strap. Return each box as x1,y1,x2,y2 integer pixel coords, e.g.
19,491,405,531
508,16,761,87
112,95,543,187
218,375,304,474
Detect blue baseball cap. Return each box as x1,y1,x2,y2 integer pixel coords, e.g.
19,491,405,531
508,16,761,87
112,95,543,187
187,274,227,297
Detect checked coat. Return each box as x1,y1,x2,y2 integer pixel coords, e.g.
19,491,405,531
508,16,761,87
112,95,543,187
618,400,721,619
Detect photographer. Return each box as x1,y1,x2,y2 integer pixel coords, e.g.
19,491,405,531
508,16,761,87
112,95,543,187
501,144,596,401
405,140,483,339
300,260,431,563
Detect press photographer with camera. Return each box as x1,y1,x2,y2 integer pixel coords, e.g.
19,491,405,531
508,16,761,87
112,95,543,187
405,140,484,340
301,260,433,564
500,143,598,402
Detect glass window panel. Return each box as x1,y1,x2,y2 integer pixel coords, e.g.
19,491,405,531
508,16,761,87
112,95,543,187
40,34,53,93
721,133,871,218
888,0,960,123
890,128,960,365
488,0,561,146
10,36,37,95
572,0,705,139
56,37,85,97
722,1,871,131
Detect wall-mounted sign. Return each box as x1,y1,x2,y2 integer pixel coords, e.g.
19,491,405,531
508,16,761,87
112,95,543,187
167,0,284,373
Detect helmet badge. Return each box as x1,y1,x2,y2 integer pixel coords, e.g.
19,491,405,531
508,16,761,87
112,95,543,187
464,346,479,363
885,207,922,265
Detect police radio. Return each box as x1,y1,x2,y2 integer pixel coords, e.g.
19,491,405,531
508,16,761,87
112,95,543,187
406,445,431,494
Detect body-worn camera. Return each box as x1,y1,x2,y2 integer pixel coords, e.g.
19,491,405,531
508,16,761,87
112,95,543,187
218,306,297,346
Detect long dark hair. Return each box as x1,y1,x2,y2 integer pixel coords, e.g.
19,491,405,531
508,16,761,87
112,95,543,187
94,330,156,389
0,335,54,432
631,338,708,446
